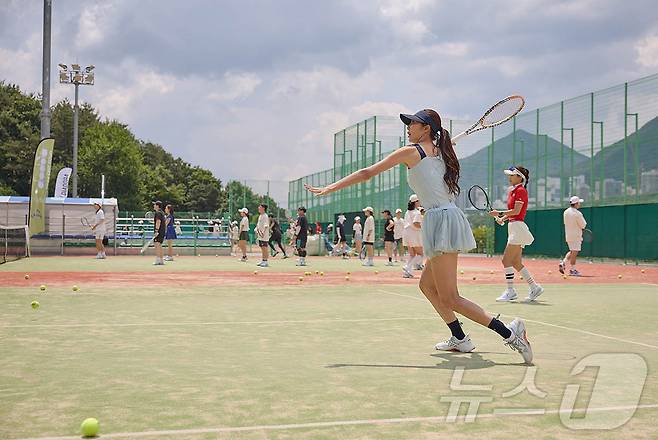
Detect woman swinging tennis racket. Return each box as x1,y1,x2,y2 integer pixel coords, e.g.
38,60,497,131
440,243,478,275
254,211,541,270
305,106,533,363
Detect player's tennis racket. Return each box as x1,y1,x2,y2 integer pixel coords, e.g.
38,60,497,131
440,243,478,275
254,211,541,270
144,211,154,220
468,185,493,211
140,236,156,254
80,217,91,228
452,95,525,144
582,228,594,243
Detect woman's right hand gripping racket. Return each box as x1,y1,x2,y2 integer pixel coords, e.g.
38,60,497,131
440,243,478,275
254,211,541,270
468,185,505,225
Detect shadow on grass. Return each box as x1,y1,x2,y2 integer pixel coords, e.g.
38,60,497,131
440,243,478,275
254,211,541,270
326,352,529,370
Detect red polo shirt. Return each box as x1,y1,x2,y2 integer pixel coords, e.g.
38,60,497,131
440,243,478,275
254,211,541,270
508,184,528,222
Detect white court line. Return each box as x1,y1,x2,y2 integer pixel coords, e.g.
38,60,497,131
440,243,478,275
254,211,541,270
0,316,435,329
12,403,658,440
376,289,658,350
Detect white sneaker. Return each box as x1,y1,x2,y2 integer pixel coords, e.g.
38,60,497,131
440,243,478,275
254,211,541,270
257,261,269,267
496,288,518,302
504,318,533,363
525,284,544,302
435,335,475,352
386,261,394,266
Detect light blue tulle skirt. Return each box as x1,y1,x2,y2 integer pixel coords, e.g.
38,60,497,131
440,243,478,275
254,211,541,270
422,203,477,257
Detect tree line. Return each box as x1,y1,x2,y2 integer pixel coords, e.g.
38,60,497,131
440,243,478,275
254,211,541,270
0,81,281,218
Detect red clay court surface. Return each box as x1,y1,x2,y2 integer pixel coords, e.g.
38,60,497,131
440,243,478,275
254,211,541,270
2,256,657,288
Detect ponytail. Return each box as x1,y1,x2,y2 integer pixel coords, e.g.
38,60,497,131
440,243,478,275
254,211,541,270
435,127,461,196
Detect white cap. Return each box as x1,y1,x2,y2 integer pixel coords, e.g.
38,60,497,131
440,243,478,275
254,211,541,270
409,194,419,203
395,208,402,213
354,216,361,221
362,206,374,213
569,196,584,205
238,207,248,214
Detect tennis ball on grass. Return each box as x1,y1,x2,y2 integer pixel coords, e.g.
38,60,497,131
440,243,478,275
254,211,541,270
72,285,79,292
80,418,99,437
24,274,30,280
39,285,46,291
31,301,39,310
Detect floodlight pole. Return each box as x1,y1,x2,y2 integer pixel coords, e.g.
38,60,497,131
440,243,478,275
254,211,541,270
40,0,52,138
73,82,79,197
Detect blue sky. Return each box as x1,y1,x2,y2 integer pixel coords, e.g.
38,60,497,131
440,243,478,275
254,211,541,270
1,0,657,183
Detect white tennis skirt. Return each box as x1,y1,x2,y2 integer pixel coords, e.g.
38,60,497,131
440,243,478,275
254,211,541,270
403,228,422,248
507,221,534,247
421,204,476,257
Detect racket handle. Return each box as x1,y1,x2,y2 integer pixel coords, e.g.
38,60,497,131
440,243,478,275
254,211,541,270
451,131,467,144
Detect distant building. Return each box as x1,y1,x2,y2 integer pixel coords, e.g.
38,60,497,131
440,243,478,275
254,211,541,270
641,169,658,194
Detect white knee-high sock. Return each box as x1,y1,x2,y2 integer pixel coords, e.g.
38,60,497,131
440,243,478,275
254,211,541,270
520,267,538,287
505,267,515,289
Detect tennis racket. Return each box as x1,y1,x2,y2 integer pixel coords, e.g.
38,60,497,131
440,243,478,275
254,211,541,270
140,236,156,254
80,217,91,228
452,95,525,144
144,211,154,220
582,228,594,243
468,185,505,225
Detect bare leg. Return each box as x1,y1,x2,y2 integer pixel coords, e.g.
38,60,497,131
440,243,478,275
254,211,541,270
502,245,523,271
425,253,494,327
569,250,579,265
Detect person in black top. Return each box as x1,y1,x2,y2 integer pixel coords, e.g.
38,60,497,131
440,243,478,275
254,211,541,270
382,209,395,266
153,201,167,265
268,216,287,258
295,206,308,266
335,214,348,259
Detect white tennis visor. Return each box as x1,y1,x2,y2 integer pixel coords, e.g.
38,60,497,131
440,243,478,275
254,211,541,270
503,166,526,181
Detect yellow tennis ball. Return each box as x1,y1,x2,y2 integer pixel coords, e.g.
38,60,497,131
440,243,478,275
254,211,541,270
641,269,646,273
489,270,494,274
298,276,304,282
519,276,524,280
31,300,40,309
80,418,99,438
72,285,79,292
253,270,258,275
374,270,379,275
39,285,46,291
460,270,464,274
563,275,567,279
618,274,622,279
345,276,350,281
320,272,324,276
315,270,319,275
548,270,553,274
346,271,351,275
24,274,30,280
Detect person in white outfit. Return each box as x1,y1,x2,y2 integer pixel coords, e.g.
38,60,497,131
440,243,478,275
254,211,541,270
393,208,405,262
238,208,250,262
402,194,423,278
362,207,375,266
256,204,270,267
352,216,363,259
304,108,533,363
560,196,587,276
91,202,106,259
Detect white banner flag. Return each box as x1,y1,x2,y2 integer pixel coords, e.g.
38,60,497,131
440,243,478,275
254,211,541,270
54,167,72,198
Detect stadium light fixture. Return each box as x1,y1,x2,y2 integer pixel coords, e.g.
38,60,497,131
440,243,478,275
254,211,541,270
58,62,96,197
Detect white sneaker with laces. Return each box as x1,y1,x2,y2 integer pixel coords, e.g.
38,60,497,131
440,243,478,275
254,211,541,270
525,284,544,302
504,318,533,363
569,269,582,277
435,335,475,352
496,288,518,302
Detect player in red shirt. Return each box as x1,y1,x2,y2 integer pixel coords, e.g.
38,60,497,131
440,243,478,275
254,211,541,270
490,166,544,302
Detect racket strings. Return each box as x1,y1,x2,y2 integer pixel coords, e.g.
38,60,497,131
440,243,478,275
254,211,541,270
468,186,490,211
482,96,524,127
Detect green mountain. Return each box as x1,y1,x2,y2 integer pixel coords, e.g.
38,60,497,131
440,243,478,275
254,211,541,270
590,115,658,186
460,129,590,191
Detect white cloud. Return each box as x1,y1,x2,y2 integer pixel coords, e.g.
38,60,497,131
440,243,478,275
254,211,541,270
207,72,262,102
635,34,658,68
74,2,120,50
